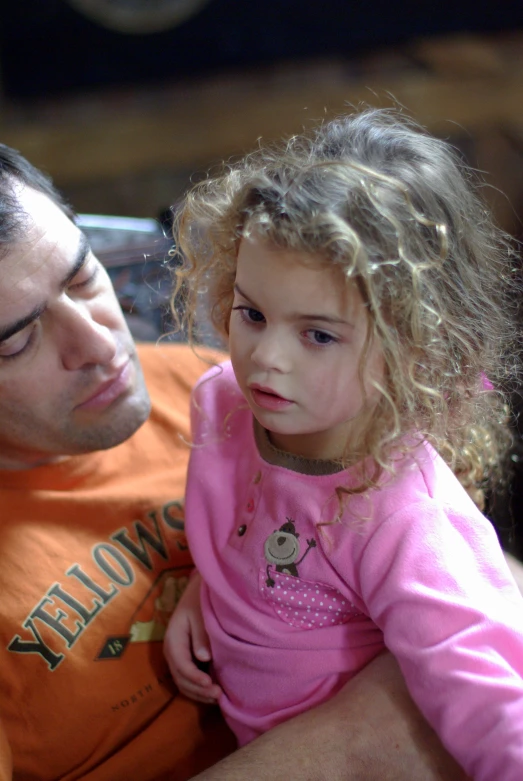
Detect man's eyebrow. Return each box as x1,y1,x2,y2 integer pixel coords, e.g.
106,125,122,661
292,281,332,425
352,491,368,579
233,283,353,326
0,233,92,344
60,233,91,289
0,304,46,343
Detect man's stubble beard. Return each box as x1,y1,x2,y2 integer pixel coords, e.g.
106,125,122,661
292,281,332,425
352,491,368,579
63,360,152,454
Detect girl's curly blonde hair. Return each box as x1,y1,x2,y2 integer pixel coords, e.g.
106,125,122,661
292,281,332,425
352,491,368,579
172,108,521,506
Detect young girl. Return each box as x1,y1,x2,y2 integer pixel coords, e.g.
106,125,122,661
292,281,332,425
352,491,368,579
165,109,523,780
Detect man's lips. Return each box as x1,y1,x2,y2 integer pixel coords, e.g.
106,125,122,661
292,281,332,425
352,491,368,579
76,359,132,411
249,384,294,411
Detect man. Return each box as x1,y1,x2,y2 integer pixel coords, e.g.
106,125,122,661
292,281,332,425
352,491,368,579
0,142,492,780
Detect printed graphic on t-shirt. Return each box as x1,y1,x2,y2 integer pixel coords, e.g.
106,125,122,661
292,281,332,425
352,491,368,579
263,517,317,585
7,499,191,670
261,517,362,629
128,568,189,643
97,565,190,660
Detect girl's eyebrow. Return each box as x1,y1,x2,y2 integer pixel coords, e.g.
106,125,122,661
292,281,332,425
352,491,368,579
233,282,254,302
233,283,353,327
295,314,354,327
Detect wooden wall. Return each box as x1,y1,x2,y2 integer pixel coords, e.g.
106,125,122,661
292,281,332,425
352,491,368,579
2,31,523,234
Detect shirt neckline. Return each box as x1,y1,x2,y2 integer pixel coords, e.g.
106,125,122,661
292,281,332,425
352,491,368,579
253,418,345,476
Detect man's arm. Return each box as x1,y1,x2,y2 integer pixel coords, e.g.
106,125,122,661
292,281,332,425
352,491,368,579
191,651,467,781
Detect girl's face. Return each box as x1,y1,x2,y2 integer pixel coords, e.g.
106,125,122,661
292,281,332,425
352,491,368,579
229,236,384,460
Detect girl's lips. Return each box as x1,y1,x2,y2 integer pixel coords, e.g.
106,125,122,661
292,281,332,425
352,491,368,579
250,387,294,411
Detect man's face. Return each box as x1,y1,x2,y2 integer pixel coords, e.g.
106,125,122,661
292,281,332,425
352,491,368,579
0,185,151,468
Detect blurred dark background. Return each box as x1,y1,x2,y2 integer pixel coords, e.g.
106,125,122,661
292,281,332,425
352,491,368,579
1,0,523,554
2,1,523,100
4,0,523,222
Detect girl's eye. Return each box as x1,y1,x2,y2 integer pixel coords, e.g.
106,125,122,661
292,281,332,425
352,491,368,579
232,306,266,324
0,325,36,359
304,329,337,346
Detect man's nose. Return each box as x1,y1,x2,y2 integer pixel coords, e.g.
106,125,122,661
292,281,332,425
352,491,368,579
56,299,118,370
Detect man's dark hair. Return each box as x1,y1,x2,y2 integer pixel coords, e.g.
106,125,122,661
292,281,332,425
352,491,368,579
0,143,74,247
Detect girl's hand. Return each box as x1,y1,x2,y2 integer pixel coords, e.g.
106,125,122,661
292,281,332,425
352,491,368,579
164,571,223,703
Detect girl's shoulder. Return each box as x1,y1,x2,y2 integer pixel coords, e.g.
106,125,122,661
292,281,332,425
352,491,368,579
377,440,482,517
340,441,485,532
327,442,492,566
191,358,247,430
193,357,236,393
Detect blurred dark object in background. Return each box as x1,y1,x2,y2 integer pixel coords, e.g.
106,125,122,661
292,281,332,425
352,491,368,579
80,213,224,346
3,0,523,99
78,214,175,341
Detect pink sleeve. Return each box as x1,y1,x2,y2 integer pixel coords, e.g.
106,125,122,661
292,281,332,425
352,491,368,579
357,502,523,781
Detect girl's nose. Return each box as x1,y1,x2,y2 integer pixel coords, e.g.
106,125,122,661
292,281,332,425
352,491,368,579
251,330,291,373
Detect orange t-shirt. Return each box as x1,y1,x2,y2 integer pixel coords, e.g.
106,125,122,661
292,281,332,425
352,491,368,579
0,344,235,781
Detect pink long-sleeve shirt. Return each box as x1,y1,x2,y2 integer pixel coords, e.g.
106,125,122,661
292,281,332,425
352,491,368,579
183,361,523,780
